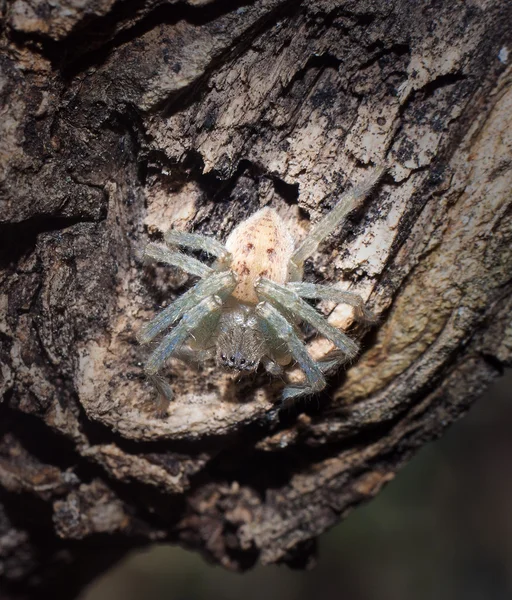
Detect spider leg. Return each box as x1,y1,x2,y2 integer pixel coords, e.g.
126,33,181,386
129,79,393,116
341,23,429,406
172,345,216,366
145,295,223,379
137,271,236,345
147,316,219,416
316,350,352,374
291,166,386,269
286,281,377,324
144,243,213,278
262,356,285,376
148,374,175,417
255,301,326,401
164,230,231,262
255,278,359,361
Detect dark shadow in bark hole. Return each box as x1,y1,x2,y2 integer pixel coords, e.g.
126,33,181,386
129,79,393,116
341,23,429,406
0,216,85,268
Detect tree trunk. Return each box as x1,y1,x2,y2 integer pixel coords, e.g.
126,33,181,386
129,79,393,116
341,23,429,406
1,0,511,597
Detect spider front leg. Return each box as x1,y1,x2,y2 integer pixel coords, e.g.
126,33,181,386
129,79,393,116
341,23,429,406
137,271,237,344
148,345,217,414
143,295,224,413
145,295,224,376
172,345,216,367
255,278,359,362
255,301,326,403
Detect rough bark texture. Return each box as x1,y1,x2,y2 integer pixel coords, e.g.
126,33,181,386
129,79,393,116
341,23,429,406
1,0,512,597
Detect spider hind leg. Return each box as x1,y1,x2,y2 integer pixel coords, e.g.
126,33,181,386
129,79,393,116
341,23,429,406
290,166,386,269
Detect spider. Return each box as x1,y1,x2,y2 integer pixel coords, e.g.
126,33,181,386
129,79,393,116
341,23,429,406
137,167,384,413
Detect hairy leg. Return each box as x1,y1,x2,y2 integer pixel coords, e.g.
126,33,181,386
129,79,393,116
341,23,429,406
316,350,352,373
165,230,231,262
256,278,359,361
143,293,223,416
146,329,217,418
137,271,236,345
286,281,377,324
291,166,386,269
145,295,223,376
148,374,175,416
261,357,285,376
255,301,326,401
172,345,216,366
144,243,213,278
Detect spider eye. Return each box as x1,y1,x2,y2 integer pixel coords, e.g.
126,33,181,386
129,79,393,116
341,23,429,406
230,356,235,362
240,358,246,365
221,354,227,361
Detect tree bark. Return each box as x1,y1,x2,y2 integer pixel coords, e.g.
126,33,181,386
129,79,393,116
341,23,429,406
1,0,512,597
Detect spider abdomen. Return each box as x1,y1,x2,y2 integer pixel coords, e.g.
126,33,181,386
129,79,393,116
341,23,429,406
225,207,294,304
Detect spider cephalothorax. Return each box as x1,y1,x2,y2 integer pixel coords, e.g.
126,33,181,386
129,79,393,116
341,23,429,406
137,167,384,412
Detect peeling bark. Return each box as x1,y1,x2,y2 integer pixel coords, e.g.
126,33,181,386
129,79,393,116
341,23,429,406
1,0,512,597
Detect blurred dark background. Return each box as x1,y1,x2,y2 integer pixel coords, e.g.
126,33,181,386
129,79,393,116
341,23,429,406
81,370,512,600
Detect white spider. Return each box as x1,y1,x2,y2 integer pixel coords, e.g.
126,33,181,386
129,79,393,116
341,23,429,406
137,167,384,413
